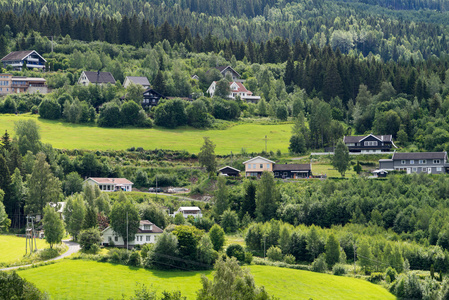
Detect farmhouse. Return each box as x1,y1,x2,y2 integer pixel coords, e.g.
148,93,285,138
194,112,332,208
78,71,116,86
218,166,241,177
142,88,167,108
379,152,449,174
207,81,261,103
102,220,163,247
343,134,397,153
243,156,275,178
273,163,312,179
123,76,150,89
84,177,133,192
171,206,202,219
1,50,46,71
0,74,48,95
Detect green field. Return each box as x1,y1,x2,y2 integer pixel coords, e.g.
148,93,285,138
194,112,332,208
0,114,292,154
17,259,394,299
312,163,357,177
0,235,49,263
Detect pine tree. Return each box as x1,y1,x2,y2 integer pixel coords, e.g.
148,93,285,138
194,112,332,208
255,172,278,222
214,176,228,217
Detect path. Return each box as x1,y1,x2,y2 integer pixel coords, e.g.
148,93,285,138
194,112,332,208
0,240,80,271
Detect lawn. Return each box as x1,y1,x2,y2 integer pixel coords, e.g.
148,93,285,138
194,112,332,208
0,114,292,154
0,235,49,264
312,163,357,177
17,259,395,299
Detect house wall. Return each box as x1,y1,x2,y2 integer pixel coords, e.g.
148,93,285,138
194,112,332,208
392,159,446,174
379,160,394,170
244,158,273,173
28,86,48,94
78,72,89,86
346,135,393,153
274,170,310,179
102,227,160,246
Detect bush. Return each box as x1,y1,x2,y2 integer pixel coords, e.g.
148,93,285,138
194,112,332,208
79,228,102,253
332,263,347,276
221,209,239,233
267,246,283,262
226,244,245,262
369,272,384,283
108,248,130,264
128,251,141,267
140,244,153,259
245,252,253,265
39,99,61,119
283,254,296,264
385,267,398,282
0,271,48,299
311,254,327,273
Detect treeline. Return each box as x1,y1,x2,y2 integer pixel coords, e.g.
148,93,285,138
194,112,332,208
345,0,449,11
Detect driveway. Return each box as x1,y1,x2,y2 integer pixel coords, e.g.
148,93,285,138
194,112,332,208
0,240,80,271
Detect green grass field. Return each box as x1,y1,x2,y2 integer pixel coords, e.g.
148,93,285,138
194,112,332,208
17,259,394,299
0,114,292,154
0,235,49,263
312,163,356,177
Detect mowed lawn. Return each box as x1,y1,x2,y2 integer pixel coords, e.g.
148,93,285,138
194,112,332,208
0,235,49,263
0,114,292,154
17,260,395,299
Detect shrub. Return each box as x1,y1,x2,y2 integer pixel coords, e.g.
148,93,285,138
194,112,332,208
39,99,61,119
128,251,141,267
226,244,245,262
79,228,102,253
311,254,327,273
385,267,398,282
108,248,130,264
221,209,239,233
369,272,384,283
332,263,347,276
141,244,153,259
283,254,296,265
267,246,283,262
245,252,253,265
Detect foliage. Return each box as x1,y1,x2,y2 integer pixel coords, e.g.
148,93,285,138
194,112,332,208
267,246,283,262
209,224,225,252
0,271,48,300
255,172,278,222
198,137,216,174
332,264,347,276
39,99,61,120
79,228,102,254
110,193,140,247
332,140,350,177
325,234,340,268
311,254,327,273
64,194,86,240
147,231,179,270
42,205,65,249
226,244,245,262
221,209,239,233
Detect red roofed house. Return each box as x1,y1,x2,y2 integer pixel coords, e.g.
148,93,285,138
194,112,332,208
206,81,261,103
101,220,163,247
84,177,133,192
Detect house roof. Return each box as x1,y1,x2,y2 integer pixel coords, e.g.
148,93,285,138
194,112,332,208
392,152,447,160
125,76,150,86
273,163,311,172
230,82,250,94
178,206,201,211
87,177,134,185
242,156,276,164
218,166,241,172
143,88,166,98
82,71,116,84
138,220,163,233
343,134,393,144
215,66,241,77
1,50,46,62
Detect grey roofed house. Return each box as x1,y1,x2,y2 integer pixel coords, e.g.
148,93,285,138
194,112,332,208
78,71,116,86
1,50,46,70
208,65,241,81
123,76,150,89
273,163,312,179
379,151,449,174
342,134,397,153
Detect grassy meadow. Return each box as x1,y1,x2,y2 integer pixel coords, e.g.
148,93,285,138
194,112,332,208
17,259,395,299
0,114,292,155
0,235,49,264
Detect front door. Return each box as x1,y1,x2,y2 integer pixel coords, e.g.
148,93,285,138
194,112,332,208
428,167,432,174
407,168,411,174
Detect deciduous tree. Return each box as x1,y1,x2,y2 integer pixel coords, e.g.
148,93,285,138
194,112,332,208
43,205,65,249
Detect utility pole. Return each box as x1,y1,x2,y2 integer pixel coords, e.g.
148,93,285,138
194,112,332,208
155,175,158,201
264,235,266,259
25,216,28,254
126,212,129,251
353,244,357,275
264,135,268,153
31,216,37,251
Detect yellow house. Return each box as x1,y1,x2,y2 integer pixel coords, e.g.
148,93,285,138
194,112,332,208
243,156,275,178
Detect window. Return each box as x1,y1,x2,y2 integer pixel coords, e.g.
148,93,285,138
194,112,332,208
248,164,251,169
115,236,118,242
401,160,406,165
144,225,151,230
434,159,440,164
267,164,270,169
422,168,427,172
412,167,417,172
253,164,256,169
274,172,279,176
410,160,414,164
146,236,151,242
364,141,378,146
419,160,426,164
108,236,112,242
260,164,263,168
437,167,442,172
283,172,288,177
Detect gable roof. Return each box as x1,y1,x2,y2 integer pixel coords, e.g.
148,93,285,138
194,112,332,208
138,220,163,233
343,134,393,144
83,71,116,84
242,156,276,164
87,177,133,185
125,76,150,86
216,66,241,77
218,166,241,172
273,163,311,172
143,88,166,98
392,152,447,160
230,82,250,94
1,50,46,62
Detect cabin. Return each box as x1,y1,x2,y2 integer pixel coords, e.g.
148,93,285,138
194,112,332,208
78,71,116,86
123,76,151,89
273,163,312,179
101,220,163,247
142,88,166,109
379,152,449,174
243,156,275,178
84,177,133,192
343,134,397,153
218,166,241,177
1,50,46,71
171,206,202,219
0,74,48,95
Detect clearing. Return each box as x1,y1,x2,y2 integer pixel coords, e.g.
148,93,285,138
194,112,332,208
17,259,394,299
0,235,49,264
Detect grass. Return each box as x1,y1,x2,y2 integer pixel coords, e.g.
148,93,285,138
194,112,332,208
311,163,357,177
0,114,292,154
17,259,395,299
0,235,49,264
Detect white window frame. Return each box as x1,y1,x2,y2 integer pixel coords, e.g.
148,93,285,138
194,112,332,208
419,160,426,164
437,167,442,172
410,160,414,164
401,160,406,165
434,159,440,164
412,167,417,172
422,167,427,172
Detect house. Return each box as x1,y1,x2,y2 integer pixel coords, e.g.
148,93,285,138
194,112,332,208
210,66,241,81
78,71,116,86
123,76,150,89
243,156,275,178
101,220,163,247
191,75,199,80
206,81,261,103
0,74,48,95
379,152,448,174
273,163,312,179
84,177,133,192
171,206,202,219
343,134,397,153
218,166,241,177
372,169,388,178
142,88,167,109
1,50,46,71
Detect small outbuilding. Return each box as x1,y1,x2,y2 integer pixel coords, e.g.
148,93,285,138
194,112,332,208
171,206,202,219
218,166,241,177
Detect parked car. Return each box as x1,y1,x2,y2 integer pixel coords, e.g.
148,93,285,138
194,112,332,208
148,188,162,192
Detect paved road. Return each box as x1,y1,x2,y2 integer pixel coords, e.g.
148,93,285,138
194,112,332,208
0,240,80,271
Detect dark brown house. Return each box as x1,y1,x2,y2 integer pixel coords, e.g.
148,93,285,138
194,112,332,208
142,89,166,109
273,163,312,179
218,166,241,177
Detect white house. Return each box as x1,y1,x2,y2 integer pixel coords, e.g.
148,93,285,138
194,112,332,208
101,220,163,247
123,76,150,89
78,71,116,86
84,177,133,192
207,81,260,103
171,206,202,219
